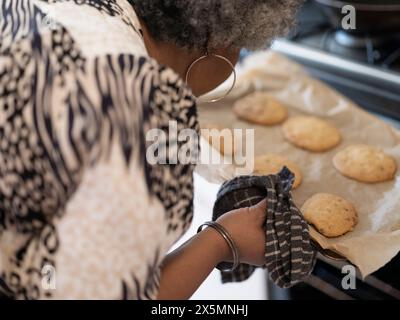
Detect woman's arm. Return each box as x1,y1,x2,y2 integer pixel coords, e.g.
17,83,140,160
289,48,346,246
157,199,267,300
157,227,230,300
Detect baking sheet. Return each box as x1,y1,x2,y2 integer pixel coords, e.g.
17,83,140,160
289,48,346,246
195,51,400,277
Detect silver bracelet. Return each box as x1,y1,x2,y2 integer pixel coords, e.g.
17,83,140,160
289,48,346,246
197,221,240,273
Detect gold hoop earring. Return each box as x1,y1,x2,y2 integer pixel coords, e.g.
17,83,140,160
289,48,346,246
185,52,237,103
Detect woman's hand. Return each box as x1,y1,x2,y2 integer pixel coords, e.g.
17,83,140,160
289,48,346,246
157,199,267,299
216,199,267,267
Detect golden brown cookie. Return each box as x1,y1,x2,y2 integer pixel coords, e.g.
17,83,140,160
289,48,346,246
301,193,358,238
333,144,397,183
201,124,236,156
253,154,302,189
282,116,341,152
233,92,288,126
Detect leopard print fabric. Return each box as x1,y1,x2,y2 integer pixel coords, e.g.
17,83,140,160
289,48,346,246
0,0,199,299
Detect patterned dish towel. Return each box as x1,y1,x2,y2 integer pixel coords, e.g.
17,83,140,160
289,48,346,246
212,167,317,288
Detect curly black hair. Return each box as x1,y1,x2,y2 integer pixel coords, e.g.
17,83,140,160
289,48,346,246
129,0,303,51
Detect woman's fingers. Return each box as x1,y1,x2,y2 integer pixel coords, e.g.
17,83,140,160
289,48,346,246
215,198,268,266
249,198,267,218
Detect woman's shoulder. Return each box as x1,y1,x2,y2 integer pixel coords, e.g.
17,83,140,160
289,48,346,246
1,0,197,111
0,0,147,58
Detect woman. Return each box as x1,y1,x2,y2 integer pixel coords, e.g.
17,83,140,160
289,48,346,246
0,0,301,299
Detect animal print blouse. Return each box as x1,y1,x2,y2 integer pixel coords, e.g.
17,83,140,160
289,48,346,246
0,0,199,299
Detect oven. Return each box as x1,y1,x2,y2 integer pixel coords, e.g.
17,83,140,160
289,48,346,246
268,0,400,300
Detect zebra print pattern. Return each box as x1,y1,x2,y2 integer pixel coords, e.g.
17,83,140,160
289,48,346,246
121,248,162,300
0,0,44,52
0,0,198,299
38,0,142,34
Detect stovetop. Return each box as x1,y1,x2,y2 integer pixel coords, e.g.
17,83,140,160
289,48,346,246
295,30,400,72
272,1,400,123
289,2,400,71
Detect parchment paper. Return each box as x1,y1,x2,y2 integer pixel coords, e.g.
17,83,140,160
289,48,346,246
195,51,400,277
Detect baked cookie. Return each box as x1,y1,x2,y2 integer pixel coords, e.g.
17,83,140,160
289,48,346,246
301,193,358,238
333,144,397,183
233,92,288,126
201,124,236,156
253,154,302,189
282,116,341,152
